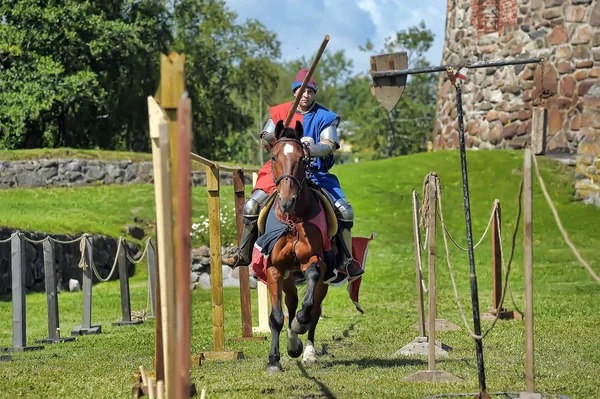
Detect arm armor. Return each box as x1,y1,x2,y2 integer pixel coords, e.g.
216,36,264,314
301,118,341,157
260,118,276,150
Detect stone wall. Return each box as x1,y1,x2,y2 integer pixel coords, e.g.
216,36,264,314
0,159,253,189
437,0,600,204
0,228,138,293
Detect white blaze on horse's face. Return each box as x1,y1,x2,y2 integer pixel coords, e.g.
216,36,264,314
283,143,295,157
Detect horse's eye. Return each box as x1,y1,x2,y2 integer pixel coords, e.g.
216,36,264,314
271,156,276,161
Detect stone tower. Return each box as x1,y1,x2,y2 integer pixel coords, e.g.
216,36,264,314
435,0,600,205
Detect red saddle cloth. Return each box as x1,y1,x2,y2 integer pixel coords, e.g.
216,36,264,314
250,201,374,314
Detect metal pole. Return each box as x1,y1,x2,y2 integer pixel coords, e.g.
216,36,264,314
371,57,543,79
523,147,535,392
456,85,487,392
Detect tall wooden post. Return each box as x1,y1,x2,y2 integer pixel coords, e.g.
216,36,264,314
252,171,270,335
175,96,192,399
403,174,459,382
206,165,225,352
523,147,535,393
148,93,175,396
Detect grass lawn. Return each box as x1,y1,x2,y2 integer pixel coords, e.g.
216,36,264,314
1,149,599,399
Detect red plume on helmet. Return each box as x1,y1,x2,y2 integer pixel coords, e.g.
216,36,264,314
291,68,318,95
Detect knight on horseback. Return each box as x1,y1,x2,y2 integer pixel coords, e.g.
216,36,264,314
224,68,363,280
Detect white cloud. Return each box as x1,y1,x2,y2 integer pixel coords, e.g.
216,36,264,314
224,0,447,74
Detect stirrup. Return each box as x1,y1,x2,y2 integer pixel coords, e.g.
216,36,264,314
343,258,364,282
222,250,250,269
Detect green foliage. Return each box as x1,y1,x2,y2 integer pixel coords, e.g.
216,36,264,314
170,0,281,162
0,0,280,161
1,151,600,398
0,0,171,150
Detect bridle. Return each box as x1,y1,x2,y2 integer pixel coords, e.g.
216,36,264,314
271,137,309,199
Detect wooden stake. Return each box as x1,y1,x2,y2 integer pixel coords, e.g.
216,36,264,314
148,95,176,398
412,191,426,337
523,147,535,392
426,175,437,372
206,165,225,352
175,96,192,399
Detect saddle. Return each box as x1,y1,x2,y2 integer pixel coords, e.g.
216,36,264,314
257,187,338,240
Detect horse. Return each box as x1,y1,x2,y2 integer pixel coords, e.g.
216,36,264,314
263,119,332,373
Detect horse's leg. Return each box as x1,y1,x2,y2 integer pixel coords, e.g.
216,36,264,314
291,255,321,335
266,267,284,373
282,276,303,358
303,277,329,365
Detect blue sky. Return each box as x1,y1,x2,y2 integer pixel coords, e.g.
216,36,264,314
224,0,447,75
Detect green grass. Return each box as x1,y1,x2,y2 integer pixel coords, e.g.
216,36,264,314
1,149,600,399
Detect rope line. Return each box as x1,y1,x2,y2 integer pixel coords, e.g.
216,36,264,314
531,155,600,284
124,238,151,264
440,200,496,252
90,238,123,282
434,174,522,340
0,232,19,243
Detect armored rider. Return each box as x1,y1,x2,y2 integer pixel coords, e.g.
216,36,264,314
224,68,363,279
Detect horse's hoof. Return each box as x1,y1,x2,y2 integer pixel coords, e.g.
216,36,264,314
287,339,304,359
266,361,283,373
291,318,309,335
302,341,317,365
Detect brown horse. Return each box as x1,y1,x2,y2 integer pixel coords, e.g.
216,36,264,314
263,120,331,373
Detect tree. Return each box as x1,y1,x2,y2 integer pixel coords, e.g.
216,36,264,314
0,0,171,150
348,21,437,159
170,0,281,161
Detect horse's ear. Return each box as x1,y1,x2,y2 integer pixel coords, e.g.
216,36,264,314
294,121,303,139
274,120,285,139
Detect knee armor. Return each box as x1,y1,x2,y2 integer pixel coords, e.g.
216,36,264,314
243,189,269,218
334,198,354,229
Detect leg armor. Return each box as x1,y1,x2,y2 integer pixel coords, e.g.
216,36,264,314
225,189,269,267
334,198,363,279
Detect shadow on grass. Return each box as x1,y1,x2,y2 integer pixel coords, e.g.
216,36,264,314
324,356,425,369
296,361,337,399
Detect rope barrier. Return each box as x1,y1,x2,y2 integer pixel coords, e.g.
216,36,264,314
90,238,123,282
531,155,600,284
0,232,19,243
440,200,497,252
435,174,522,340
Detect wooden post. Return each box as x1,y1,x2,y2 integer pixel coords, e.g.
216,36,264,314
234,170,252,338
35,240,75,344
402,174,459,382
229,170,265,342
413,191,426,337
200,165,244,361
206,165,225,352
531,107,547,155
482,200,521,321
148,94,176,396
113,241,143,326
1,233,43,352
252,171,270,335
426,176,437,372
523,147,535,393
175,95,192,399
72,236,102,335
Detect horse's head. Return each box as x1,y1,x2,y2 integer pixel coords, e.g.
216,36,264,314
271,120,306,214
